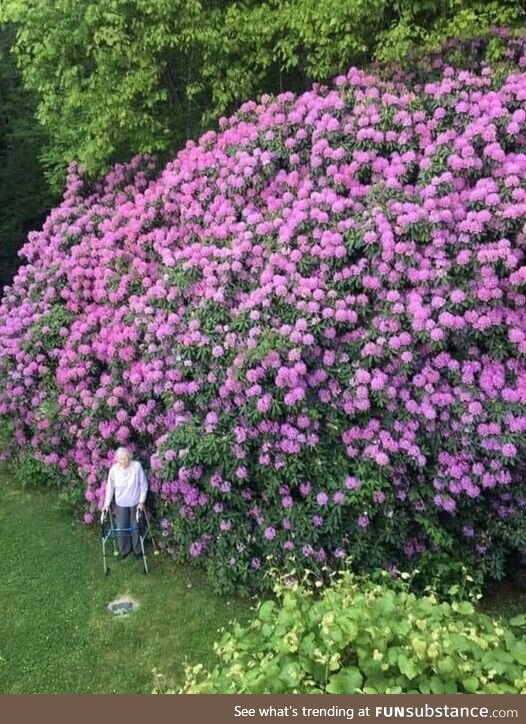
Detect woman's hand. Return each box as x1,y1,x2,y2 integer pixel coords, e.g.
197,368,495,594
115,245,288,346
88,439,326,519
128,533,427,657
138,502,145,512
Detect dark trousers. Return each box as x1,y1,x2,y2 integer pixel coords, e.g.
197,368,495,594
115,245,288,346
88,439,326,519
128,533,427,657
115,503,141,555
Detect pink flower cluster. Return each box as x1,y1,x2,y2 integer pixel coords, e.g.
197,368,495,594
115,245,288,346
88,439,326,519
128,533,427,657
1,34,526,587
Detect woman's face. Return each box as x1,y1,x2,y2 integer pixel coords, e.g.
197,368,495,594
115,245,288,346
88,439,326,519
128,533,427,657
116,452,131,468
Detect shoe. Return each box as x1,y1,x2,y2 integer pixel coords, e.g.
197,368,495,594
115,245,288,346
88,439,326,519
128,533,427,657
118,552,130,560
134,553,142,560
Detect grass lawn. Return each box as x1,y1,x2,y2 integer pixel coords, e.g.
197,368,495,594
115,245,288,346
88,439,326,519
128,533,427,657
2,465,525,694
0,470,251,694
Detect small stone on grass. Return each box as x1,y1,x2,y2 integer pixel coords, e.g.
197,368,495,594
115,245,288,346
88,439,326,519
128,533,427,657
107,596,139,616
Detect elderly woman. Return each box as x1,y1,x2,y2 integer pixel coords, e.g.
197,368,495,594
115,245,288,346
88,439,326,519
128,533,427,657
102,447,148,559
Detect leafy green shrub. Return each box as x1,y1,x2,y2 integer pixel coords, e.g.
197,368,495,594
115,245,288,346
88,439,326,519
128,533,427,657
0,417,14,454
10,452,64,490
3,442,85,516
175,572,526,694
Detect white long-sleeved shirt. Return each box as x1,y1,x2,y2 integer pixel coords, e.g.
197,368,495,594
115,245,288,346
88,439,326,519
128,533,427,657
103,460,148,508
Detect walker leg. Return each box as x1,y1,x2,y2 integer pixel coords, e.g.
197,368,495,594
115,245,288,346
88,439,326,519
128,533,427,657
111,521,118,555
144,511,158,551
102,539,110,576
140,535,148,574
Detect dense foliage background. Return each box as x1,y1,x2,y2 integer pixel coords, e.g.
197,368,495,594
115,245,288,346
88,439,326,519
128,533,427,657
1,1,526,289
1,1,526,189
0,25,56,290
1,31,525,592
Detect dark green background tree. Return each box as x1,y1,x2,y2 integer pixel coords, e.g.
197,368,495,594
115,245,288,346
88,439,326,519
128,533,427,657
0,25,56,291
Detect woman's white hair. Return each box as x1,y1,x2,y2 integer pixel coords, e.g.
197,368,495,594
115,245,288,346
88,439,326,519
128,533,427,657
115,446,133,461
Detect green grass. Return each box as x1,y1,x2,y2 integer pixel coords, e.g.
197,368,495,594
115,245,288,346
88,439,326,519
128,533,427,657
2,465,525,694
0,471,251,694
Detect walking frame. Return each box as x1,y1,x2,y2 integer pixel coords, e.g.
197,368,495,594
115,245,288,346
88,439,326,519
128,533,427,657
100,507,158,575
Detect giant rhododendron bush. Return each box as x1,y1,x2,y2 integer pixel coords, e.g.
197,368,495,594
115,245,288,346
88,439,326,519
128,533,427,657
1,35,526,590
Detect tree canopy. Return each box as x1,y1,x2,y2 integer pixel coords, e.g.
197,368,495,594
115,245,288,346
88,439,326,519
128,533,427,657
2,0,526,188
